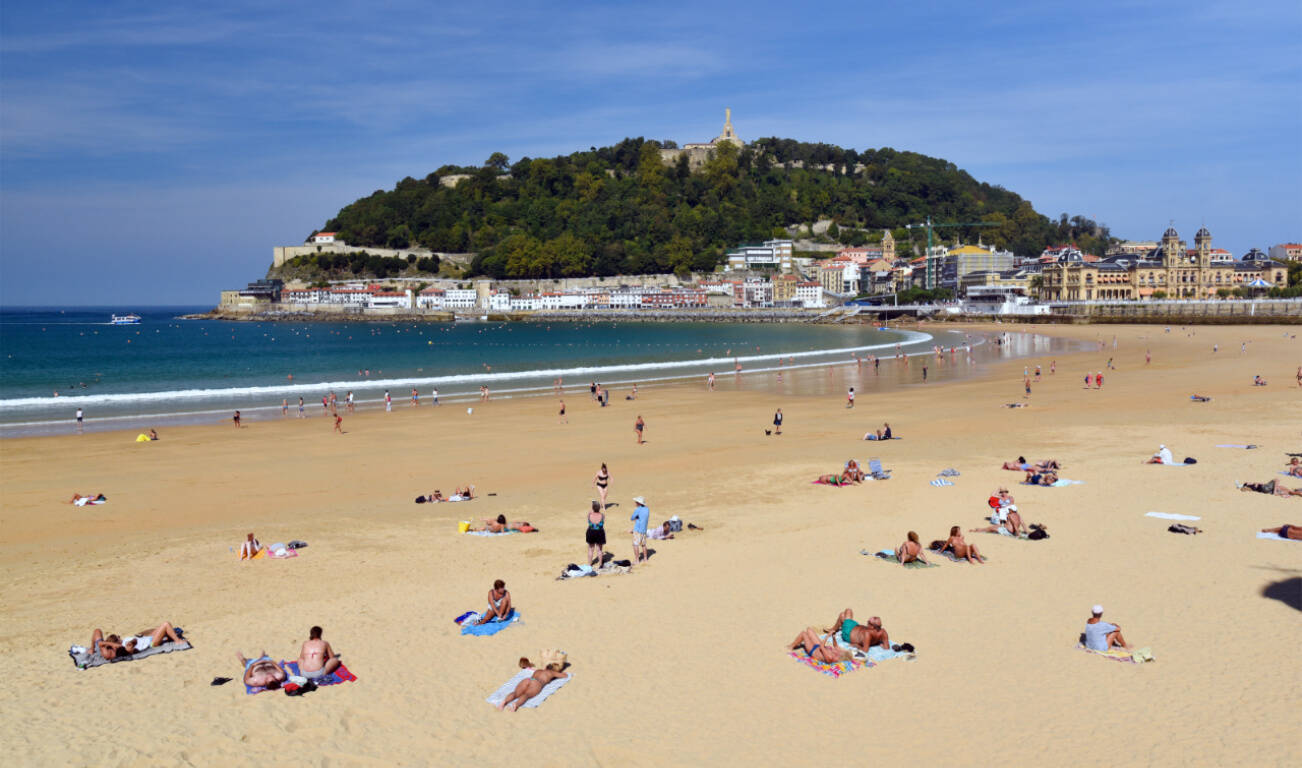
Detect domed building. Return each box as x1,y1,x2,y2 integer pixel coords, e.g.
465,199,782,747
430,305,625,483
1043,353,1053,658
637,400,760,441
1039,224,1288,301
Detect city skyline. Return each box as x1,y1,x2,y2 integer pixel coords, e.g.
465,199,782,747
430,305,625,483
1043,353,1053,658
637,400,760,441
2,0,1299,305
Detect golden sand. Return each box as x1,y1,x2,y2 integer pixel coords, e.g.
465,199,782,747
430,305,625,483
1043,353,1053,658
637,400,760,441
1,323,1299,766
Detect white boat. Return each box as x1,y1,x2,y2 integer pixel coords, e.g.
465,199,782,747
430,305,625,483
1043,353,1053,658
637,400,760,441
110,314,142,325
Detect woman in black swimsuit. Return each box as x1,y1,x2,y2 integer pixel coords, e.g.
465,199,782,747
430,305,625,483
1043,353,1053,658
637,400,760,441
592,463,609,507
585,500,606,568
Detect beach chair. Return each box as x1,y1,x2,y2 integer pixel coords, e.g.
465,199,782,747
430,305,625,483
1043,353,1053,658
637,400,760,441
868,458,891,480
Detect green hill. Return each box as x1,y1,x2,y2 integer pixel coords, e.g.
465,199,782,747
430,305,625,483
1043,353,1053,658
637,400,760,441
319,138,1114,279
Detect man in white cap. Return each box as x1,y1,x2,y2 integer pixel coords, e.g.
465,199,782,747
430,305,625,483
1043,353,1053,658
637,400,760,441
630,496,650,564
1083,605,1130,651
1145,445,1174,465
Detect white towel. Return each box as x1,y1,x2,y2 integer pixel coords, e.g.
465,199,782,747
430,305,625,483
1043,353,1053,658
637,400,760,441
486,669,573,709
929,477,953,487
1145,512,1201,521
1256,532,1300,542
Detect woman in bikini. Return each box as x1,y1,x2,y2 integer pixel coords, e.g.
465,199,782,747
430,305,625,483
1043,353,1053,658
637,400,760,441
1285,458,1302,478
894,531,929,565
939,526,985,563
497,657,569,712
585,500,606,569
592,463,610,507
789,627,851,663
476,579,512,624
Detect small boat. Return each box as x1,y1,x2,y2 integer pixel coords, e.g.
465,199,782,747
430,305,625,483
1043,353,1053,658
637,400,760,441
110,314,142,325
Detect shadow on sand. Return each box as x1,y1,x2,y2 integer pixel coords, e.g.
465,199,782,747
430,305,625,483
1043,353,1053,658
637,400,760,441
1261,576,1302,612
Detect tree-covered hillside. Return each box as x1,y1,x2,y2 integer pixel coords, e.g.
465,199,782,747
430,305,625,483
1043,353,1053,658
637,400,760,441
321,138,1113,279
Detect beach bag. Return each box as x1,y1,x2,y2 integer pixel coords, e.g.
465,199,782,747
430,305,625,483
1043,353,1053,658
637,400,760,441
415,495,428,504
667,517,683,533
1183,457,1197,464
1027,528,1049,540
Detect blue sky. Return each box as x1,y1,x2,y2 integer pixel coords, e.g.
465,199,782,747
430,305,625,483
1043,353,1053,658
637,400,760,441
2,0,1299,305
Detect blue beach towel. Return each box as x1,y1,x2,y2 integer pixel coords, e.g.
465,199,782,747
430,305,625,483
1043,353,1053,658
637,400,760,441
460,610,520,636
465,530,516,537
930,477,953,487
1051,478,1083,487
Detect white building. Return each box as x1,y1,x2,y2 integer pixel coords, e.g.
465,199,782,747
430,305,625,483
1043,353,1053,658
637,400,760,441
416,287,445,309
724,239,795,272
311,232,338,244
510,295,542,311
328,288,372,305
609,291,642,309
489,292,512,311
443,288,479,309
368,290,412,309
794,282,825,308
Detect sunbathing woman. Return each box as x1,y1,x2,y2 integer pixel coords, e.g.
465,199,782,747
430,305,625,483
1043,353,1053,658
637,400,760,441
497,657,569,712
789,627,852,663
845,459,866,483
239,651,287,690
939,526,985,563
894,531,929,565
473,515,510,533
816,471,856,486
828,609,891,651
1285,458,1302,478
1024,469,1059,486
1239,480,1302,497
972,501,1028,537
92,622,185,660
69,493,107,505
450,485,475,501
1261,525,1302,540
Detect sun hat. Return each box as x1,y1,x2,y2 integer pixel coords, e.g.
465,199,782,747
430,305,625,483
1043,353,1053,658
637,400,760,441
1092,604,1104,615
632,496,646,505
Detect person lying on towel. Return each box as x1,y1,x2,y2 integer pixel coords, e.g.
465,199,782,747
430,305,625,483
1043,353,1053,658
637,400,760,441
240,651,287,690
92,622,185,660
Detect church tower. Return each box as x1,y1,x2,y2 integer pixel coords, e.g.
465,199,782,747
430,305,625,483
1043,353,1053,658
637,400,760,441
714,108,742,147
882,230,895,261
1194,226,1212,269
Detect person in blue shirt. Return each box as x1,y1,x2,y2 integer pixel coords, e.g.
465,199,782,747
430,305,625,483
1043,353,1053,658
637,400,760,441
1083,605,1130,651
630,496,650,564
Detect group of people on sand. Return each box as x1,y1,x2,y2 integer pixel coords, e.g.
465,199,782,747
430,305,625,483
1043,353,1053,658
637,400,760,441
470,514,535,533
818,459,868,486
1001,456,1061,472
892,528,986,565
239,626,341,690
90,621,186,660
790,609,893,662
417,486,474,503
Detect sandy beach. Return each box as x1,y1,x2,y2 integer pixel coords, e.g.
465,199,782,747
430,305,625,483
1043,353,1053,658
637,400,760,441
2,322,1299,767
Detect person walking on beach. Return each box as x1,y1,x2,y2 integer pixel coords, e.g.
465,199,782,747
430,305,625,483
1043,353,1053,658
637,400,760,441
233,410,242,428
431,388,439,406
634,415,645,445
411,388,419,407
585,500,606,569
75,408,83,431
590,381,597,400
707,372,715,391
630,496,650,564
282,399,288,417
346,391,354,413
1084,372,1091,389
922,366,928,383
593,463,610,507
558,399,567,424
847,387,855,408
773,408,783,435
298,396,305,418
1146,349,1151,365
1095,371,1104,389
334,414,343,434
384,390,392,412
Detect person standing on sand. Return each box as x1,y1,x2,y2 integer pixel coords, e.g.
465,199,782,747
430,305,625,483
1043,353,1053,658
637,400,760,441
1146,350,1151,365
593,463,610,507
773,408,783,435
411,388,419,406
630,496,650,564
708,372,715,390
384,390,391,412
346,391,354,413
282,399,288,417
922,366,928,383
432,388,439,406
634,415,645,444
334,414,343,434
847,387,855,408
75,408,83,431
233,410,242,428
585,500,606,569
558,399,567,424
1096,372,1104,389
298,396,305,418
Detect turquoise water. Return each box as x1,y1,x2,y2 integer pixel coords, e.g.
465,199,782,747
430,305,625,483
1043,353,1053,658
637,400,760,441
2,307,1042,435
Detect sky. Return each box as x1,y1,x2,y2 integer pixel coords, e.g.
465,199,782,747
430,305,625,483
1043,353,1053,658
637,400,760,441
1,0,1299,306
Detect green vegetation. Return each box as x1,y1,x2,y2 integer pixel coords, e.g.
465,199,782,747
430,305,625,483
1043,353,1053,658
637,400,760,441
319,138,1115,280
277,251,440,280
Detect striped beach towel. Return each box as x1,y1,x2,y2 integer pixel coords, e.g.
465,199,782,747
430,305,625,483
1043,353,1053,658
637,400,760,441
486,669,573,708
930,477,953,487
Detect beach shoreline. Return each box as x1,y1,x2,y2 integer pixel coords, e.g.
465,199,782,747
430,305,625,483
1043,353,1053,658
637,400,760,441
2,322,1298,766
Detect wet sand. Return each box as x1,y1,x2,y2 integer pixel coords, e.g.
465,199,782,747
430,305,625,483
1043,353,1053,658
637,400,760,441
1,322,1298,766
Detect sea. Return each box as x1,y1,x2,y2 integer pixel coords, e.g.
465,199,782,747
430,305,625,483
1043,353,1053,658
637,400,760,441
0,307,1085,436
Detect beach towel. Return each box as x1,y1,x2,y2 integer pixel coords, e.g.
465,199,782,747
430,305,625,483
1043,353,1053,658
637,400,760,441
265,544,297,559
72,497,105,506
459,610,520,636
244,659,285,694
1050,479,1084,487
69,638,192,670
861,548,938,568
788,651,867,678
938,468,960,477
1077,644,1154,664
486,668,573,709
1145,512,1201,521
557,563,631,580
930,477,954,487
933,549,988,563
976,529,1030,540
283,660,357,686
1216,444,1258,449
1256,532,1301,542
464,530,516,537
